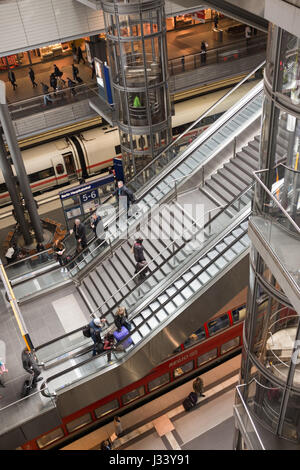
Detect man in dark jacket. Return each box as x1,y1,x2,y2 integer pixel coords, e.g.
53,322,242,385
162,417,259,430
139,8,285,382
133,237,148,279
77,46,85,64
28,67,37,87
22,348,43,387
50,73,57,92
113,181,135,214
89,317,106,356
70,218,87,249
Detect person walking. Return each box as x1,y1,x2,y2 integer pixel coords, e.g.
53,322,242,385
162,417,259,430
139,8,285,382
70,218,88,250
214,13,219,29
192,376,205,397
8,69,17,90
72,63,83,83
67,77,76,97
114,416,123,437
89,317,106,356
21,348,43,388
28,67,37,87
77,46,85,64
53,239,67,272
41,82,53,106
50,73,57,93
54,64,65,84
132,237,148,280
201,41,207,65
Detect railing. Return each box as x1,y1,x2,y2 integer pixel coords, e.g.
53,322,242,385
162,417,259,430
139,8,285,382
168,36,266,76
252,164,300,288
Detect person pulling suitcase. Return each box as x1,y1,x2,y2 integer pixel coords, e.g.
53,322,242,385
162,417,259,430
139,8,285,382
21,348,44,397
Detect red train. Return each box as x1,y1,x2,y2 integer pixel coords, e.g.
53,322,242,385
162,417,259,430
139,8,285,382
22,303,246,450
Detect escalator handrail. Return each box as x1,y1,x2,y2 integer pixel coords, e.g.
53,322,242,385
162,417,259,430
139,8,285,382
62,72,264,272
40,220,251,397
36,183,253,353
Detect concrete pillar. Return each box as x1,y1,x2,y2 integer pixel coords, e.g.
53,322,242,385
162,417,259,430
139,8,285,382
0,134,32,245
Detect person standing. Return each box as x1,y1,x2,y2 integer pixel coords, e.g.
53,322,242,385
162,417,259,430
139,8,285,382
201,41,207,65
8,69,17,90
54,64,65,84
28,67,37,87
0,360,7,390
132,237,148,280
214,13,219,29
67,77,76,97
89,317,106,356
113,181,135,214
114,416,123,437
77,46,85,64
245,25,252,46
72,63,82,83
70,218,88,250
21,348,43,388
192,376,205,397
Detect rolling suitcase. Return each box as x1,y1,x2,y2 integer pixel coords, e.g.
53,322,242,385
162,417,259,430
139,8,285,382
182,392,198,411
113,326,133,349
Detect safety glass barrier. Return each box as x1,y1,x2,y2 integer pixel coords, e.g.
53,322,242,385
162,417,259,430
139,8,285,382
168,36,266,76
235,382,266,450
124,60,265,197
8,82,98,121
0,385,56,437
252,165,300,289
12,268,70,301
5,248,57,282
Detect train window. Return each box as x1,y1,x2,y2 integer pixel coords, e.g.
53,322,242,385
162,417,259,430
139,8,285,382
66,413,92,433
173,360,194,379
115,145,121,155
207,314,230,336
197,348,218,366
183,327,206,349
232,307,246,323
36,427,64,449
148,372,170,392
94,399,119,419
220,337,240,355
56,163,64,175
28,167,55,183
121,385,145,405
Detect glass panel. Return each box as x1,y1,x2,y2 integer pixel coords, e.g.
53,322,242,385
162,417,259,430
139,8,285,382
197,348,217,366
66,413,92,433
220,336,240,354
148,372,170,392
36,427,64,449
121,385,145,405
94,399,119,419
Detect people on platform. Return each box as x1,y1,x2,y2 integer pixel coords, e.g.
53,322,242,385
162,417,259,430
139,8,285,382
28,67,37,88
70,218,88,250
41,82,53,106
21,348,43,388
53,64,65,84
201,41,207,64
8,69,17,90
89,317,106,356
114,416,124,437
77,46,85,64
53,239,67,272
113,181,135,214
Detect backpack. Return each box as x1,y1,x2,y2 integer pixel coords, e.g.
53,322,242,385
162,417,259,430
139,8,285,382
82,325,91,338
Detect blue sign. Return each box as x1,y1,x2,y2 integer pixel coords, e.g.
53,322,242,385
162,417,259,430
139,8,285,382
113,158,124,182
59,175,114,200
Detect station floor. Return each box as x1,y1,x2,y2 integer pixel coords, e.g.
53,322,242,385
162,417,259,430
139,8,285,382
0,17,249,104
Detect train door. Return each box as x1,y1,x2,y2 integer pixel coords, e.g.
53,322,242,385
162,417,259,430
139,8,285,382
51,155,67,185
62,152,77,182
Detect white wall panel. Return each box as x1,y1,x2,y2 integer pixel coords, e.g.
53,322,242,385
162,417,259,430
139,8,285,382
18,0,59,45
0,2,28,53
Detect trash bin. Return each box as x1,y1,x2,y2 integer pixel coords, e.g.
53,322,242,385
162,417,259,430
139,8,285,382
213,28,223,42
